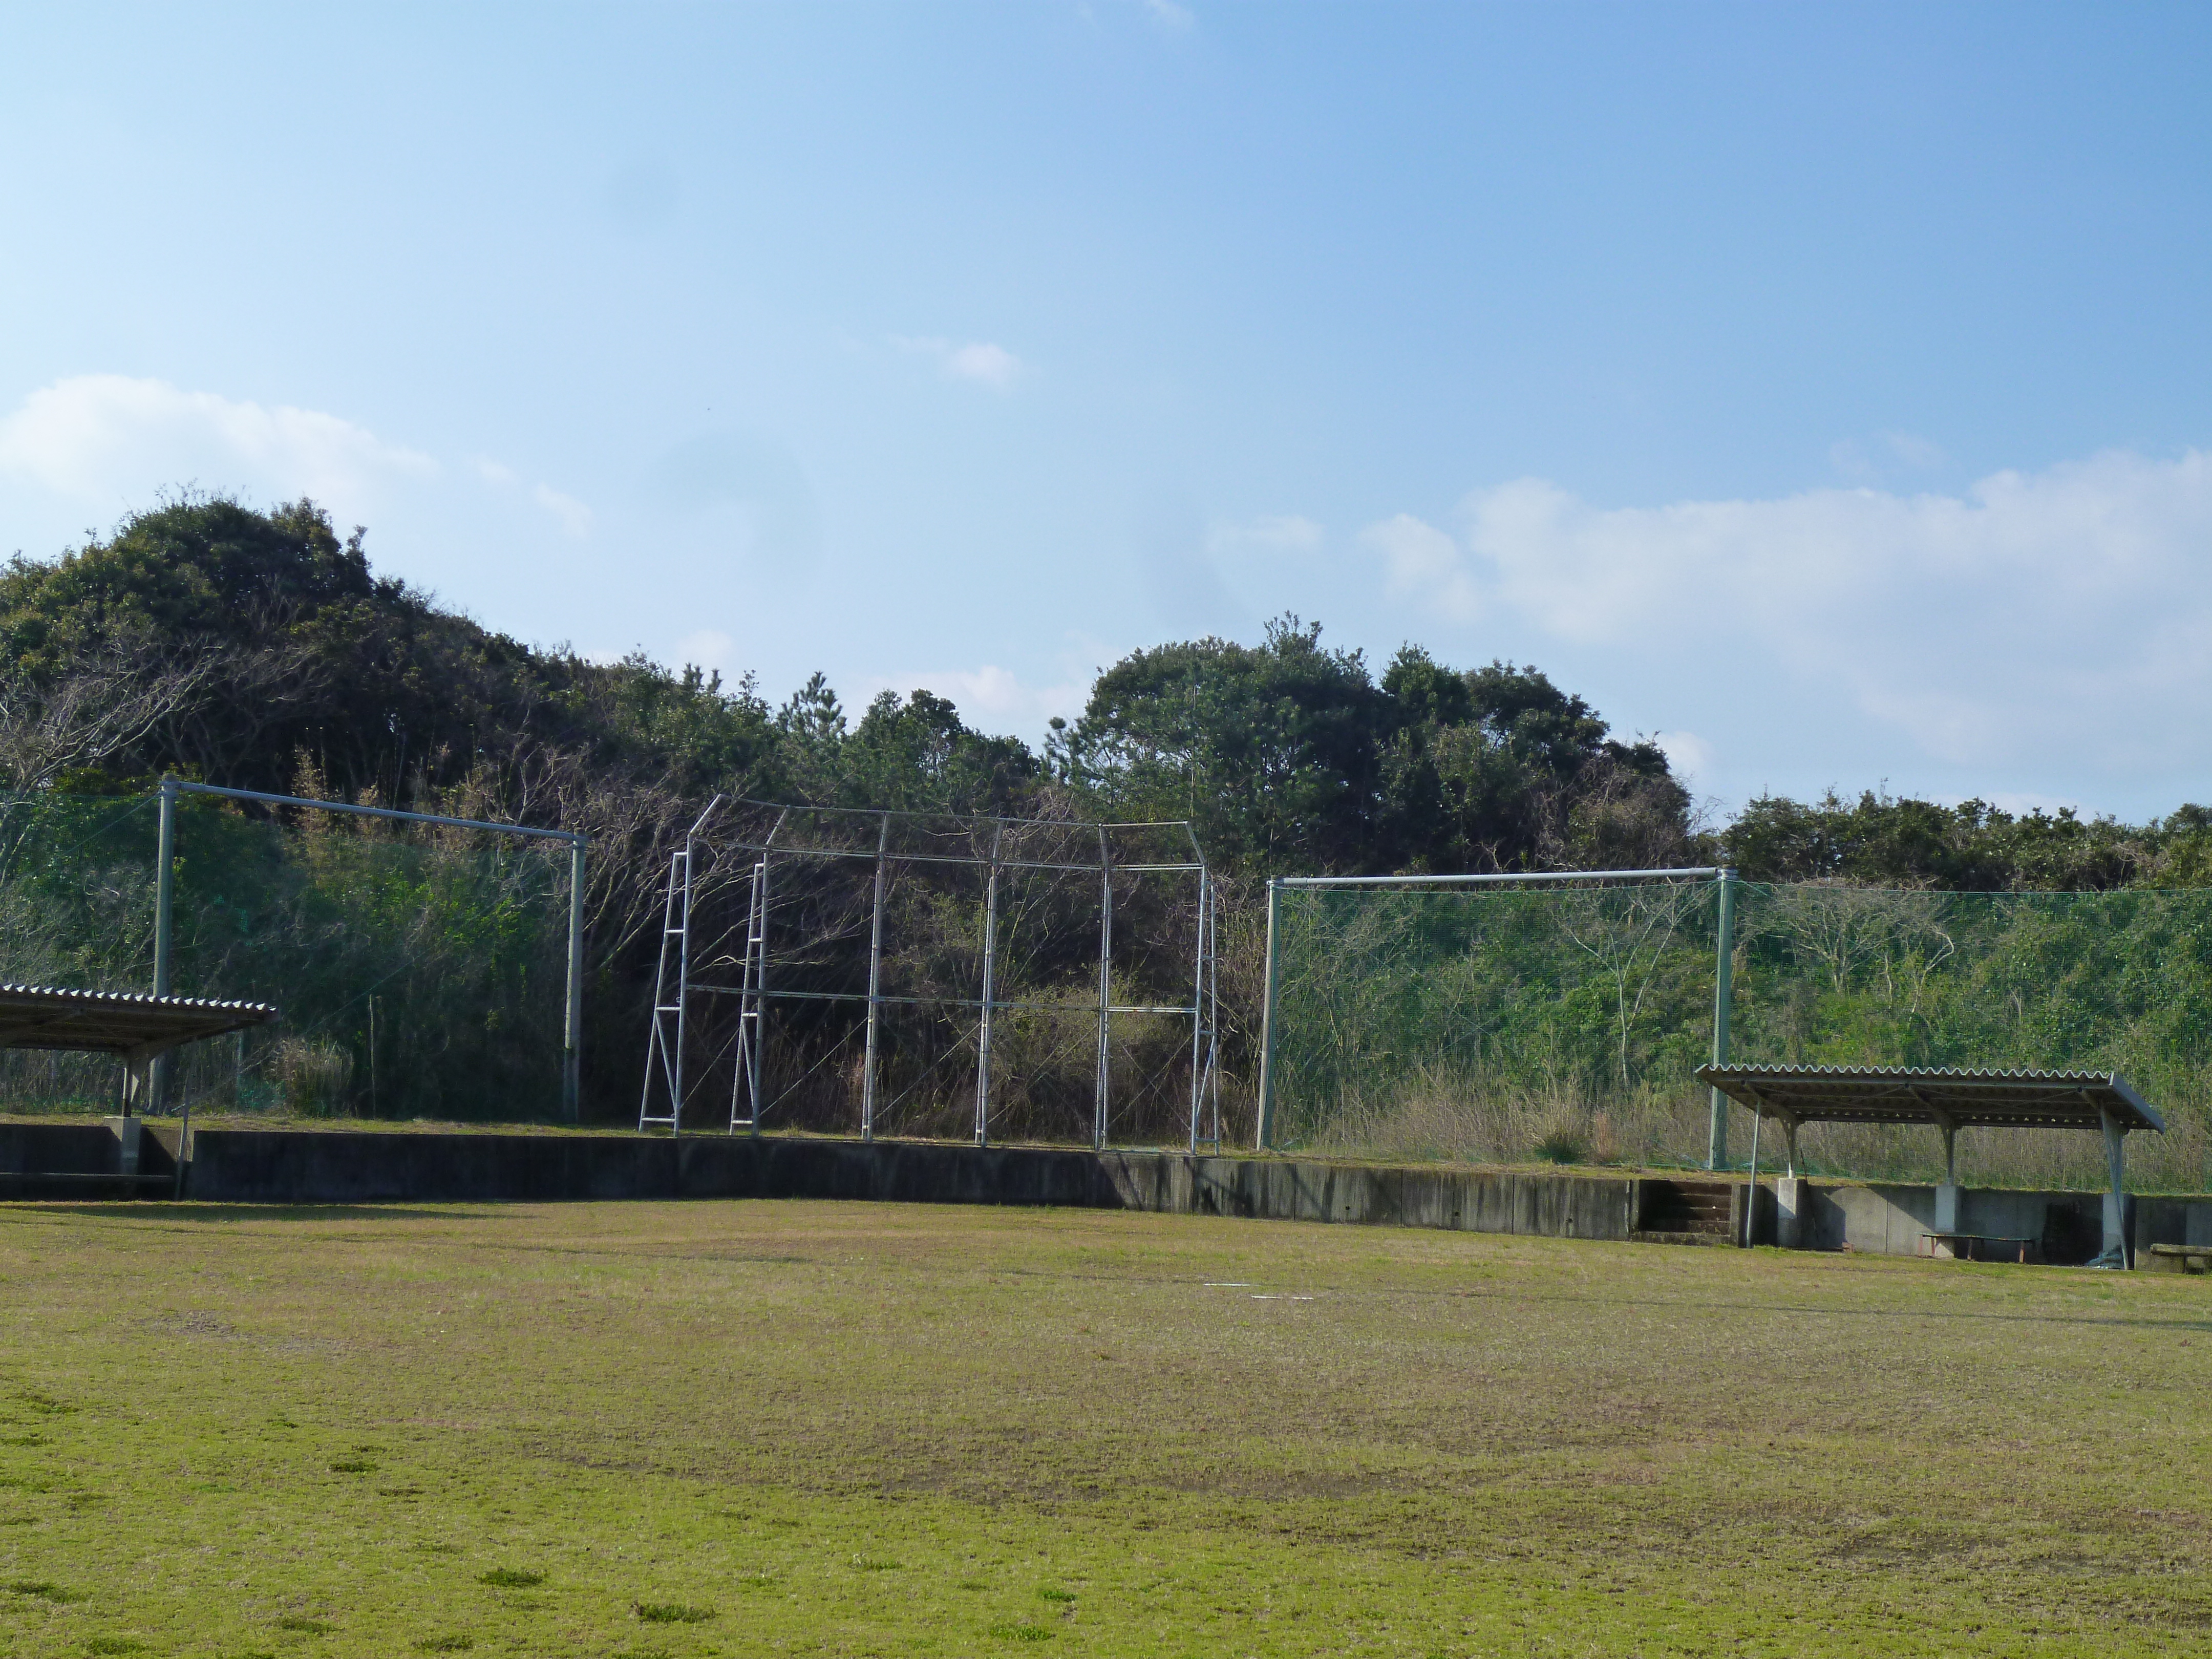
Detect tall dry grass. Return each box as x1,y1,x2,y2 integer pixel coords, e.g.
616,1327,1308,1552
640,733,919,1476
1299,1066,2212,1193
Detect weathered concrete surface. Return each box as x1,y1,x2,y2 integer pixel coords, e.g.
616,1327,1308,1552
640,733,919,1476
9,1123,2209,1267
1783,1180,2212,1268
178,1129,1647,1242
0,1119,177,1198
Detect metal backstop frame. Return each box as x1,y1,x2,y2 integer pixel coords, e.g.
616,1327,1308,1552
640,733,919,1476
638,797,1221,1150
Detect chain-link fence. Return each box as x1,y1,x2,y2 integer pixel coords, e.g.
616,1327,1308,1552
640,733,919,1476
0,790,573,1122
1262,876,2212,1191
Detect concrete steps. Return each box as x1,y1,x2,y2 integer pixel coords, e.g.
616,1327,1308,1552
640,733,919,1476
1632,1178,1737,1244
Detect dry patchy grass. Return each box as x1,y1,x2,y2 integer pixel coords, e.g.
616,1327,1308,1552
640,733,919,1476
0,1198,2208,1655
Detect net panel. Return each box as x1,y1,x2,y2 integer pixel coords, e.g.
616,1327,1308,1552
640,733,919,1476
1269,878,2212,1190
0,791,571,1122
1268,878,1721,1165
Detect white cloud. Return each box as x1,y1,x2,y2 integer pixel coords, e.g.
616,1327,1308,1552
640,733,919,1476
1653,731,1716,790
675,629,737,676
1141,0,1196,31
533,482,593,538
0,374,435,513
1207,514,1322,557
1366,448,2212,772
892,336,1026,391
862,665,1088,734
1361,512,1479,621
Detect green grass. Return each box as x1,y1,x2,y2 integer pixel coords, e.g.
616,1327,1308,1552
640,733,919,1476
0,1200,2208,1655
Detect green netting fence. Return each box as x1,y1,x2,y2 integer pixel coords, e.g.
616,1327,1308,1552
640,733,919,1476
1262,877,2212,1192
0,791,572,1121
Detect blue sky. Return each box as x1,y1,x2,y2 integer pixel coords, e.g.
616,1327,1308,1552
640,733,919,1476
3,3,2209,822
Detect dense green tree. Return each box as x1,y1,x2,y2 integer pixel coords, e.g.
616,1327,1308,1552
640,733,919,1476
1719,790,2206,891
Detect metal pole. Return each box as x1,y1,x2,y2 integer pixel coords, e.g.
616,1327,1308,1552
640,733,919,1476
673,839,696,1135
1187,868,1207,1153
563,838,586,1122
747,854,770,1137
1094,828,1113,1151
1278,865,1724,890
1208,883,1223,1150
1742,1108,1762,1248
1705,867,1737,1171
150,776,178,1117
861,813,889,1142
1254,877,1281,1151
166,778,581,845
974,827,1002,1147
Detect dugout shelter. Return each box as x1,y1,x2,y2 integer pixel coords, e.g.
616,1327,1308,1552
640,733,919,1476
1698,1064,2162,1267
0,983,278,1190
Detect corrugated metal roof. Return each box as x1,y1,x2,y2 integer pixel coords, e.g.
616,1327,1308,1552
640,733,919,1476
1697,1063,2163,1133
0,983,278,1057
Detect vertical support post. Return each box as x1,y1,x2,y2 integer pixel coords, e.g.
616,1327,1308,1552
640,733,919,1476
1254,877,1282,1151
2098,1108,2129,1269
174,1061,192,1199
563,836,586,1123
1705,867,1737,1171
1933,1109,1962,1232
149,775,178,1117
746,853,770,1137
1741,1107,1762,1248
861,813,890,1142
1775,1115,1803,1249
974,827,1002,1147
674,839,697,1135
1187,867,1208,1153
1207,882,1223,1150
1094,828,1113,1151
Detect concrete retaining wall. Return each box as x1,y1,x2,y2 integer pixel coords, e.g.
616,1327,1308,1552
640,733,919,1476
8,1123,2212,1267
179,1128,1646,1241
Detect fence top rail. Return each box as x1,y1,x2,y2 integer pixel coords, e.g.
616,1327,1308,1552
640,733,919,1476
708,795,1198,833
1275,866,1727,889
690,796,1207,870
165,778,585,846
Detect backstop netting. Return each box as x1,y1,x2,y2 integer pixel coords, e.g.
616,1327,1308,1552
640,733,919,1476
643,801,1220,1148
0,788,573,1121
1264,876,2212,1192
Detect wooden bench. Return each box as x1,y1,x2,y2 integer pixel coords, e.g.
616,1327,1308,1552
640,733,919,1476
2144,1244,2212,1276
1919,1231,2038,1264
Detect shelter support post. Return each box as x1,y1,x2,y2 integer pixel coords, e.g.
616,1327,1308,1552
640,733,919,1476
1933,1109,1962,1233
2098,1108,2129,1269
1254,878,1281,1152
151,777,178,1114
1741,1104,1762,1247
1705,868,1736,1171
1774,1110,1804,1248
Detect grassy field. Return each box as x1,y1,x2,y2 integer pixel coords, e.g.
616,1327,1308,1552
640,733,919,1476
0,1200,2208,1658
